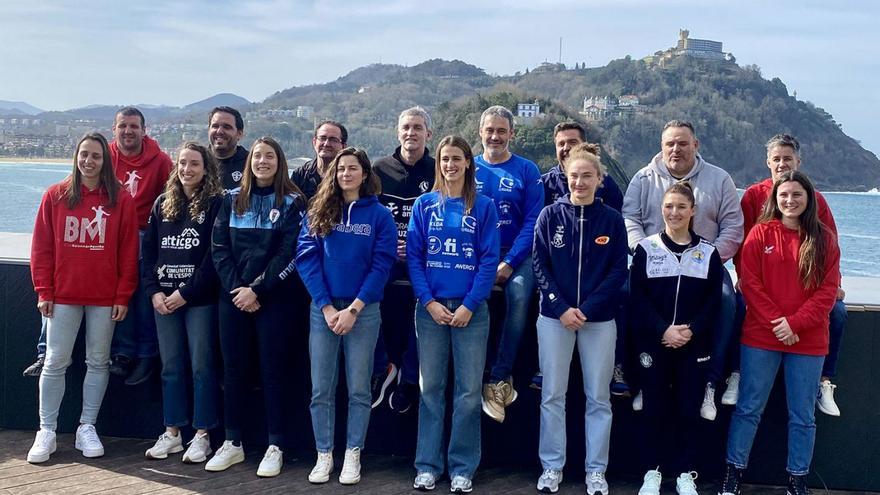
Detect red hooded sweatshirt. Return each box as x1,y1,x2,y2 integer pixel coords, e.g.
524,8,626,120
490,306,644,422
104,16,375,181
109,135,172,229
739,219,840,355
31,180,139,307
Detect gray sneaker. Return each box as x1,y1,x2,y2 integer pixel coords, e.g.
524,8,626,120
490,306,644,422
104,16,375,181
414,471,437,491
587,471,609,495
537,469,563,493
450,475,472,493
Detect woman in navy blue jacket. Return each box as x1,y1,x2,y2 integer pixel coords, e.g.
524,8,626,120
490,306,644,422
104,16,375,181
296,147,397,486
407,136,499,493
142,142,223,464
532,144,628,495
208,137,305,478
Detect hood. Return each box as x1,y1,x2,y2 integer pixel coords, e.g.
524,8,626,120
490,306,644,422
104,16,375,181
647,151,707,181
341,194,380,225
554,193,605,214
110,135,164,169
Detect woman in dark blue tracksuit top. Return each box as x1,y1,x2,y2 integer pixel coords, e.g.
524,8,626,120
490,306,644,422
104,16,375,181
296,147,397,486
533,145,628,495
407,136,499,493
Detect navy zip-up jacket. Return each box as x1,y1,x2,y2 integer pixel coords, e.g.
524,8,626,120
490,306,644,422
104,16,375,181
406,192,500,312
296,195,397,308
211,185,305,297
542,164,624,212
533,195,628,321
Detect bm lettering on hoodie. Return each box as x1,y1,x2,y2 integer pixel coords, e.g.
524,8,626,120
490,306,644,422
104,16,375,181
333,223,372,236
64,209,108,248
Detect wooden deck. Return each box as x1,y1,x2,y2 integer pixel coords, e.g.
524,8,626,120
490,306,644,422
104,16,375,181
1,429,873,494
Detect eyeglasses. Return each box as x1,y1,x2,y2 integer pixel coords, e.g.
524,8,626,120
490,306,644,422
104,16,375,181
316,135,343,145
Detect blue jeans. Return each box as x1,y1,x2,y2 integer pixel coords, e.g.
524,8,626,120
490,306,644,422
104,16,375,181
823,300,847,378
309,300,381,452
155,304,219,430
488,256,535,382
415,300,489,479
726,344,824,475
111,230,158,359
708,269,736,385
537,315,616,473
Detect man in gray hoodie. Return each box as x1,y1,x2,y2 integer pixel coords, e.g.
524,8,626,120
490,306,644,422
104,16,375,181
622,119,743,423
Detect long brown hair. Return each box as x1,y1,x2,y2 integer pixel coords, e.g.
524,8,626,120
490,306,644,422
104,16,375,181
307,147,381,237
433,135,477,213
64,132,120,209
161,142,224,221
758,170,828,289
234,137,302,215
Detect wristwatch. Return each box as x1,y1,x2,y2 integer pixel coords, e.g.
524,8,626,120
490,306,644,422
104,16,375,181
348,306,359,316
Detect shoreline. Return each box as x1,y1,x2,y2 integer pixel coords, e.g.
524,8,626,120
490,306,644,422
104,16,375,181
0,157,69,165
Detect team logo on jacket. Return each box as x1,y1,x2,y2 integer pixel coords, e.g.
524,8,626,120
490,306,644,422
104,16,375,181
196,211,206,225
499,177,515,192
161,228,200,250
639,352,653,368
269,209,280,223
462,242,475,259
764,245,775,254
461,215,477,233
595,236,610,245
427,236,442,255
231,171,243,183
386,202,399,216
419,181,430,193
551,225,565,248
64,206,110,245
691,250,704,263
123,171,141,197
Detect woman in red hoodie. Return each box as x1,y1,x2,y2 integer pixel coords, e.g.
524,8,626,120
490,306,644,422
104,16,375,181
27,132,139,464
720,170,840,495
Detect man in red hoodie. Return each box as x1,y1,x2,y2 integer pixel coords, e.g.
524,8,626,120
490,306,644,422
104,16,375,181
108,106,173,385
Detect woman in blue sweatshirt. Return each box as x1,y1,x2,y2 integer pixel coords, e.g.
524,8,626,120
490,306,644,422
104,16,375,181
532,144,628,495
142,142,223,464
296,147,397,486
208,137,305,478
407,136,499,493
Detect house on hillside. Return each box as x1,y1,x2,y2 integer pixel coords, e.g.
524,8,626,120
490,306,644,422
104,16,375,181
517,102,540,119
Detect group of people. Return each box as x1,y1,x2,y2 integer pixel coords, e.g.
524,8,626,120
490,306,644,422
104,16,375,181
23,103,845,495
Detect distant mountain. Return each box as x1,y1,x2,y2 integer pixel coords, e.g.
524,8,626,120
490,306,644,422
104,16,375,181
0,100,44,115
183,93,251,113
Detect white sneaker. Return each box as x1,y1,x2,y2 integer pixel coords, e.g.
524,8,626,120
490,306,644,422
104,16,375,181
308,451,334,483
450,475,473,493
145,431,183,459
632,390,644,411
536,468,563,493
182,432,212,464
339,447,361,485
586,471,609,495
817,379,841,416
27,429,56,463
700,384,717,421
639,469,662,495
676,471,699,495
205,440,244,472
414,471,437,491
75,424,104,458
256,444,283,477
721,372,740,405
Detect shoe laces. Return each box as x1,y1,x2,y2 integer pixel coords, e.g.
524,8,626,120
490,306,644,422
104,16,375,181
415,472,435,485
589,471,606,484
79,424,100,445
820,380,837,395
728,372,740,384
344,447,361,463
788,475,808,495
721,464,741,492
613,365,625,383
703,384,715,402
540,468,561,481
314,452,333,470
644,469,662,487
215,440,237,456
493,381,509,402
680,471,698,486
188,432,209,446
264,445,281,459
36,429,54,447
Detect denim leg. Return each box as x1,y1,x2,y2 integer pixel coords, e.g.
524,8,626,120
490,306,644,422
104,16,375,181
402,307,420,385
448,301,489,478
80,306,114,425
783,352,824,475
185,305,219,430
726,345,781,469
343,303,381,450
708,270,736,385
577,319,616,473
39,304,84,431
156,310,189,427
37,316,47,357
822,300,847,378
537,315,576,470
309,302,342,452
414,304,451,476
490,256,535,381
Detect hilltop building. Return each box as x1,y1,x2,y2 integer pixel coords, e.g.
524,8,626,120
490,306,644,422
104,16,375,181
643,30,735,66
581,95,648,121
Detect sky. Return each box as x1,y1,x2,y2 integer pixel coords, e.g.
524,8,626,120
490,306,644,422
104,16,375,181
2,0,878,154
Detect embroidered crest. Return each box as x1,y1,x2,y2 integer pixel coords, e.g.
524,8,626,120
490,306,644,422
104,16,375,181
196,211,206,225
551,225,565,248
419,180,430,193
231,170,243,183
595,235,610,245
640,352,653,368
268,208,281,223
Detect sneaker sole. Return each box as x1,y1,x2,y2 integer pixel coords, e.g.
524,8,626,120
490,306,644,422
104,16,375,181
537,485,559,493
27,446,56,464
587,488,609,495
451,487,473,493
371,368,399,408
817,403,841,416
145,445,184,460
388,391,412,414
205,455,244,472
339,475,361,485
414,483,436,491
721,397,738,405
309,474,331,484
257,466,282,477
480,398,505,423
75,441,104,458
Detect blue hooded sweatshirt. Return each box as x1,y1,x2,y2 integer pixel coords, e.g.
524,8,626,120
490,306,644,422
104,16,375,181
406,192,500,312
474,153,544,269
296,195,397,308
541,164,624,212
533,194,628,321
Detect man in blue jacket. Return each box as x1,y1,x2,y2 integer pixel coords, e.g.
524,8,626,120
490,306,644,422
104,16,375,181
474,105,544,422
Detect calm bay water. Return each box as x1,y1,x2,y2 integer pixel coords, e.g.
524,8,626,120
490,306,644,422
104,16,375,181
1,161,879,277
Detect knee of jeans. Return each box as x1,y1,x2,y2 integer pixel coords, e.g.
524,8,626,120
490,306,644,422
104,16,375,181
787,407,817,428
85,355,109,371
42,355,72,375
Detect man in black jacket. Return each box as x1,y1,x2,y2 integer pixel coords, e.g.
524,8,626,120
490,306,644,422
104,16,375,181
291,120,347,199
208,106,248,191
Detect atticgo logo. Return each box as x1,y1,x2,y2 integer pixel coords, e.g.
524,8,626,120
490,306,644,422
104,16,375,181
161,228,201,250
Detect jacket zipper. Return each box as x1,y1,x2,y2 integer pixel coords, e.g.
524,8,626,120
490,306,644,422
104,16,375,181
577,205,584,306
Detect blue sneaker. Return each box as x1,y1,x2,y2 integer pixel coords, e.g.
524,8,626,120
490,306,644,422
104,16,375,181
610,364,631,397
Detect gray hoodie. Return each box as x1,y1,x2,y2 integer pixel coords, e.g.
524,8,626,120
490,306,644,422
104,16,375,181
622,152,744,261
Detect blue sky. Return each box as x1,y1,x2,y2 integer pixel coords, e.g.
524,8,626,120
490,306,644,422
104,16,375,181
2,0,878,154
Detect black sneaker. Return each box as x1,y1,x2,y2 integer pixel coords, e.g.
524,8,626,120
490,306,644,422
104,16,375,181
389,380,418,414
370,363,398,408
109,355,132,378
719,463,743,495
22,355,45,377
787,475,809,495
610,364,631,397
124,357,157,386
